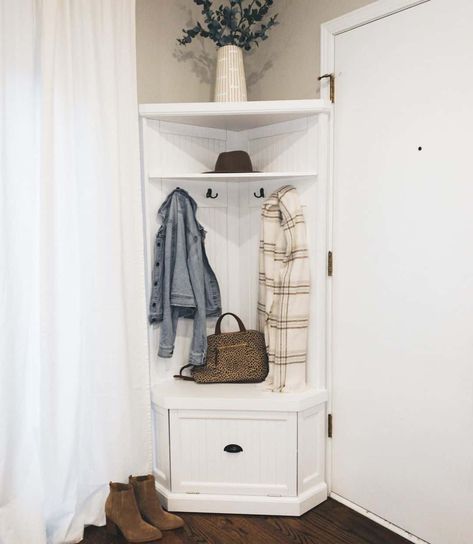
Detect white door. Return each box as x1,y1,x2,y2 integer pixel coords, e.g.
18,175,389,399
331,2,473,543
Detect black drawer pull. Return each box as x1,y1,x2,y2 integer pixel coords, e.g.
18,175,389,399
224,444,243,453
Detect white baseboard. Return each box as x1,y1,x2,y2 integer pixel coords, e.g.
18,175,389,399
156,482,327,517
330,493,430,544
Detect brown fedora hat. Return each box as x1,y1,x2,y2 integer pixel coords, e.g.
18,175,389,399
206,150,258,173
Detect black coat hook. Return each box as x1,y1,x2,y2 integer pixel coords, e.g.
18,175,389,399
206,188,218,199
254,187,265,199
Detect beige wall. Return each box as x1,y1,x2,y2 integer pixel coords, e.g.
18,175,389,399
136,0,372,104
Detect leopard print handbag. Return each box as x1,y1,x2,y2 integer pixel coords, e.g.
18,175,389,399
175,313,269,384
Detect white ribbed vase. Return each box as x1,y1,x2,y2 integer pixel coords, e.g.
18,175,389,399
214,45,247,102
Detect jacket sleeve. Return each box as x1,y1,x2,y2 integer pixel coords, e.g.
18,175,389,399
158,196,195,359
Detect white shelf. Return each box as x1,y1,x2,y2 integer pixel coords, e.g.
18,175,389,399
151,379,328,412
149,171,318,183
139,99,331,131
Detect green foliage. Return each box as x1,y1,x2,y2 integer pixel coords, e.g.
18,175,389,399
177,0,279,51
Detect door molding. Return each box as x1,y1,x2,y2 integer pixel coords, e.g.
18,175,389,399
320,0,431,495
320,0,430,100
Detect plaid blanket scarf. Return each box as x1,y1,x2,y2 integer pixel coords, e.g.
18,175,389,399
258,185,310,392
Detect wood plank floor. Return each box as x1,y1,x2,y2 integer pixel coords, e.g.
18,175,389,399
80,498,411,544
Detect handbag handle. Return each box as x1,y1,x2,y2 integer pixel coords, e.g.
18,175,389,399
173,364,195,381
215,312,246,335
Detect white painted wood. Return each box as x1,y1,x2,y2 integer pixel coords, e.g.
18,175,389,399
311,110,332,395
142,112,330,388
170,410,297,496
161,179,228,208
155,481,327,516
226,181,243,319
298,404,325,495
146,120,226,178
151,405,170,490
248,117,319,173
149,172,318,182
139,99,331,130
140,100,331,516
151,380,327,412
328,1,473,543
158,120,227,141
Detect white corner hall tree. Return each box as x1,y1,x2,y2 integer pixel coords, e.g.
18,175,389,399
139,100,332,515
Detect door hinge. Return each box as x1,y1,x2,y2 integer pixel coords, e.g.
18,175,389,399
318,73,335,103
328,413,333,438
327,251,333,277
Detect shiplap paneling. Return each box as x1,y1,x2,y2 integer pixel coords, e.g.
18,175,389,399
170,410,297,496
144,119,319,384
248,117,319,172
147,120,227,177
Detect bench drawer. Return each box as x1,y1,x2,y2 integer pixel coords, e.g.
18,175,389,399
170,410,297,497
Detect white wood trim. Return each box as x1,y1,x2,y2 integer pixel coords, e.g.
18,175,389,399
156,481,327,517
330,493,431,544
324,92,335,494
139,99,330,118
148,172,318,183
139,99,331,131
151,404,171,489
320,0,430,101
152,380,328,412
323,0,430,35
297,404,325,496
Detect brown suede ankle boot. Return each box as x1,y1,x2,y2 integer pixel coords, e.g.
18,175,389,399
129,475,184,531
105,482,162,542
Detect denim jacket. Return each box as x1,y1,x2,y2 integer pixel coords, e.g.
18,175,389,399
149,188,221,366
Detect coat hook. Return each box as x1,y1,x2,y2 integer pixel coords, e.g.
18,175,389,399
254,187,265,199
206,188,218,199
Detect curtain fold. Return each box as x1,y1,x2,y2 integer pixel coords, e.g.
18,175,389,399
0,2,151,543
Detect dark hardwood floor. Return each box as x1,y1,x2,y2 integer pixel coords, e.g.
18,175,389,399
80,498,411,544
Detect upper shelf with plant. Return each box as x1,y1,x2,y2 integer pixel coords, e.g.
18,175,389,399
177,0,279,51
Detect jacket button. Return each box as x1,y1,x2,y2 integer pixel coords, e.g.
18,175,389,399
157,243,161,247
156,262,160,266
152,303,156,307
154,281,158,286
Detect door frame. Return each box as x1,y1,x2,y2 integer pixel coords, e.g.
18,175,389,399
320,2,431,543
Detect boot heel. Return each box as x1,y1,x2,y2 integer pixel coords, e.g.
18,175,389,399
106,517,118,535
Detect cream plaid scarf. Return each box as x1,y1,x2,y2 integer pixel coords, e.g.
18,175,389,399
258,185,310,392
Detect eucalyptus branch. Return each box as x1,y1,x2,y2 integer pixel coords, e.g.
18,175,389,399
177,0,278,51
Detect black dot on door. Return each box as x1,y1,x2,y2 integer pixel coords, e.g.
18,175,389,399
418,146,423,151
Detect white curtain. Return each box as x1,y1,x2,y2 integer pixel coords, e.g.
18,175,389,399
0,1,152,543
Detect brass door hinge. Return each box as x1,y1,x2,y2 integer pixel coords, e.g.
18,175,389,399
318,73,335,103
328,414,333,438
327,251,333,277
